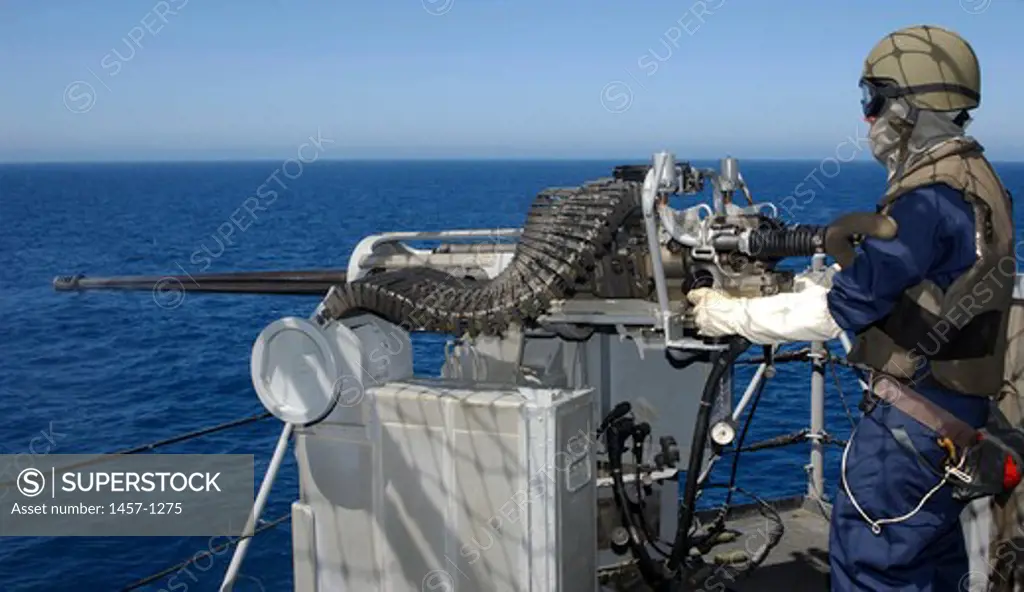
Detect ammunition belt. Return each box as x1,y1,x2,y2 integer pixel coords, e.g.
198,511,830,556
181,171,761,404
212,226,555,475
321,178,643,335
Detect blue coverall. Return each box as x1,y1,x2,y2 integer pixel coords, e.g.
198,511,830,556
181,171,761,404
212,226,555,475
826,183,991,591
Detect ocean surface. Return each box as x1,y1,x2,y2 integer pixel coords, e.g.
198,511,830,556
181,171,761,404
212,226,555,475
1,158,1022,591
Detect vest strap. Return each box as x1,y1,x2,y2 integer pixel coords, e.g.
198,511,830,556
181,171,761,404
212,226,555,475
872,376,979,448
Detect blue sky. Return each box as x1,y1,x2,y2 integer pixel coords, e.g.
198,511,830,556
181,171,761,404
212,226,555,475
2,0,1022,161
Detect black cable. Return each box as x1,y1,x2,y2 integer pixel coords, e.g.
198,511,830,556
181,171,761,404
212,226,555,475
121,513,291,591
605,415,668,585
722,350,770,512
828,354,857,429
697,484,784,572
666,337,749,586
823,433,849,447
0,412,274,490
693,346,773,548
628,340,859,588
608,337,849,587
735,429,810,452
598,401,632,437
628,427,673,559
634,434,645,505
113,412,274,454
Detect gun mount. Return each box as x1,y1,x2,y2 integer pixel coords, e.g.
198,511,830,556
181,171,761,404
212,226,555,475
53,152,897,591
313,153,833,344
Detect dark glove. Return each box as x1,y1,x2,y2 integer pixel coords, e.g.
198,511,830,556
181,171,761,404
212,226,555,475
824,212,898,268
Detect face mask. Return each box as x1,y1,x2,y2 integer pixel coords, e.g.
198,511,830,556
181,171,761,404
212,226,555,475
868,117,899,164
867,101,914,178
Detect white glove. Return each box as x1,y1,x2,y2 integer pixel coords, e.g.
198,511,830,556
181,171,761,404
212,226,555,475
686,270,844,345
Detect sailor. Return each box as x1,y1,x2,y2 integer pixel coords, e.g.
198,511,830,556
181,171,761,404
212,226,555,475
687,25,1015,591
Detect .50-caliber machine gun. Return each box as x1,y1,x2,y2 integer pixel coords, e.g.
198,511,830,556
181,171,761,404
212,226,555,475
54,152,896,591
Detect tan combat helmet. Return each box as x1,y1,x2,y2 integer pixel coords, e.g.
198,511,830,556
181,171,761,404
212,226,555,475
860,25,981,116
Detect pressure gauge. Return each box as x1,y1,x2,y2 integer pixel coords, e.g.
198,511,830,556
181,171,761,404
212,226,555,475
710,419,737,447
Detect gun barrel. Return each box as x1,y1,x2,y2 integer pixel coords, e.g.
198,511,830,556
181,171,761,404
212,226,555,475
52,270,348,295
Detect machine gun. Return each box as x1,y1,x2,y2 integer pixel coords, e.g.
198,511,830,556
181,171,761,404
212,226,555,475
53,152,895,591
54,152,891,340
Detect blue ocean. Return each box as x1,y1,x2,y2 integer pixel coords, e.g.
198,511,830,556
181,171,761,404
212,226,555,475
1,159,1022,591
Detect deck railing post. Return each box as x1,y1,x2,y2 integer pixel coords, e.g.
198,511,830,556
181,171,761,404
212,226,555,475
220,422,294,592
808,253,827,501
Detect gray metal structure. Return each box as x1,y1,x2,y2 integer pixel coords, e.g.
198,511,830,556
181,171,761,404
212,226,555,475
51,151,1023,591
226,153,844,591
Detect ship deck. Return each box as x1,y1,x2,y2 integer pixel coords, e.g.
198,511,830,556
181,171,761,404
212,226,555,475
711,497,831,592
605,496,832,591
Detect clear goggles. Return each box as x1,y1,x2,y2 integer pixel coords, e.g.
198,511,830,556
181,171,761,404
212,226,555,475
860,79,888,119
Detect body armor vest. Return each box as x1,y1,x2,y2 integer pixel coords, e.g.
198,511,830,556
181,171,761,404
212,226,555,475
847,137,1015,396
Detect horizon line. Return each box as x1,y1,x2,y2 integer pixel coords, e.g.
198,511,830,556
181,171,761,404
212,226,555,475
5,156,1024,165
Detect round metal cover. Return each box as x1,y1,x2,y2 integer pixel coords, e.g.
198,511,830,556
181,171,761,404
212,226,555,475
251,317,340,425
